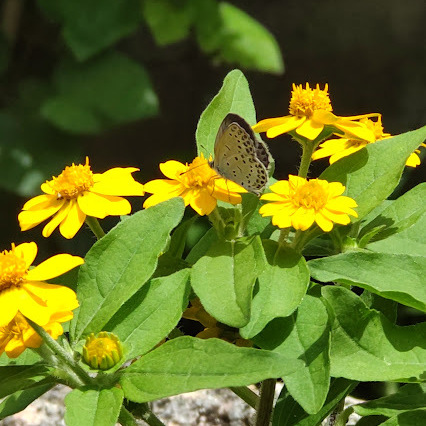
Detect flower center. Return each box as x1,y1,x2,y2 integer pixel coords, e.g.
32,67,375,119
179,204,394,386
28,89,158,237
48,159,94,199
292,181,328,210
179,157,213,189
289,83,332,117
360,117,390,141
0,245,27,292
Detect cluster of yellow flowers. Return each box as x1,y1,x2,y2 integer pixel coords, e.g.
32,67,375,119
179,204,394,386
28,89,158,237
1,82,422,359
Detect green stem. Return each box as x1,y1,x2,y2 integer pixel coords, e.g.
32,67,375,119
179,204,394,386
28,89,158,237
298,141,316,178
255,378,276,426
332,399,351,426
26,318,93,386
125,403,166,426
230,386,259,409
208,207,226,235
85,216,106,239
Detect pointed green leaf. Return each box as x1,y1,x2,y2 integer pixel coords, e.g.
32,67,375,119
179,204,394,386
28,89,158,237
0,365,50,398
320,126,426,219
0,382,54,420
255,293,331,414
240,241,310,339
353,383,426,418
191,236,265,328
42,52,158,134
216,3,284,74
106,269,191,360
64,387,124,426
185,228,219,264
309,252,426,312
120,336,303,402
272,378,357,426
322,286,426,381
71,198,185,342
196,69,256,157
380,410,426,425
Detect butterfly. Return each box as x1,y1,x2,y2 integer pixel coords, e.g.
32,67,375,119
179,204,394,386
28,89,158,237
209,113,273,196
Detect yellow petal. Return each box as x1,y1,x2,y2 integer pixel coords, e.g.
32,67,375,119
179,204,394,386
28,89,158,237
266,116,306,138
213,178,247,193
329,145,365,164
144,179,183,195
311,110,338,125
5,338,27,358
212,187,242,205
22,194,56,210
296,119,324,140
315,212,334,232
159,160,187,180
405,152,420,167
325,182,346,198
335,121,375,143
50,310,74,323
14,242,38,269
23,282,79,312
190,189,217,215
44,321,64,340
26,254,84,281
291,208,315,231
143,193,184,209
18,290,52,326
42,203,72,238
0,288,20,327
271,212,292,229
92,168,144,196
59,200,86,239
77,192,130,219
321,209,351,225
18,199,64,231
311,139,350,160
40,182,56,195
252,116,289,133
259,193,285,202
268,180,291,195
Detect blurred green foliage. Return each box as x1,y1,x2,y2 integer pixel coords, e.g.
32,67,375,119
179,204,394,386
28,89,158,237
0,0,283,197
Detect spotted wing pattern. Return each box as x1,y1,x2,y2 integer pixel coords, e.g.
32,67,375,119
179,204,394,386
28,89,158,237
210,113,272,195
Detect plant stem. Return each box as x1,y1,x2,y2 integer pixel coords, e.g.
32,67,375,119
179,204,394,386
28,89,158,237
298,141,315,178
255,378,276,426
118,407,138,426
230,386,259,409
85,216,106,239
26,318,93,386
125,403,166,426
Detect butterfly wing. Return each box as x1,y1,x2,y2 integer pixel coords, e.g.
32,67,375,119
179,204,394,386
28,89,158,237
212,114,272,195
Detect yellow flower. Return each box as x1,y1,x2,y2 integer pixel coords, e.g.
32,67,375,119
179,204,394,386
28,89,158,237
259,175,358,232
252,83,377,142
83,332,123,370
18,157,145,239
0,242,82,327
0,311,70,358
143,154,246,216
312,117,424,167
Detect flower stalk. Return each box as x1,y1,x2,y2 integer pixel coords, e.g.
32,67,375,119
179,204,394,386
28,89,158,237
85,216,106,239
255,378,276,426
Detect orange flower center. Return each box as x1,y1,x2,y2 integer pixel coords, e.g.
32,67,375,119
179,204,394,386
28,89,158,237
179,157,215,189
0,313,27,338
359,117,390,141
292,181,327,210
0,246,27,292
48,159,94,200
86,337,118,358
289,83,333,117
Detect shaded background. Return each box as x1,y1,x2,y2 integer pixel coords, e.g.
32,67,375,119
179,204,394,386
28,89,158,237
0,0,424,259
0,0,424,402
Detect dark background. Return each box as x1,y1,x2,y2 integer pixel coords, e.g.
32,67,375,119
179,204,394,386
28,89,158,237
1,0,425,258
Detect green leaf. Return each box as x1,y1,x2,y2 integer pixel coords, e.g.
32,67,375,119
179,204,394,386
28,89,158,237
353,383,426,418
379,410,426,425
53,0,141,61
0,365,50,398
320,126,426,219
71,198,185,342
0,382,54,420
240,240,310,339
185,228,219,264
196,69,256,158
272,378,357,426
309,251,426,312
360,184,426,256
0,349,41,366
64,387,124,426
120,336,303,402
168,215,198,259
143,0,193,45
322,286,426,382
216,3,284,74
106,269,191,360
255,294,331,414
41,52,159,134
191,235,266,328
